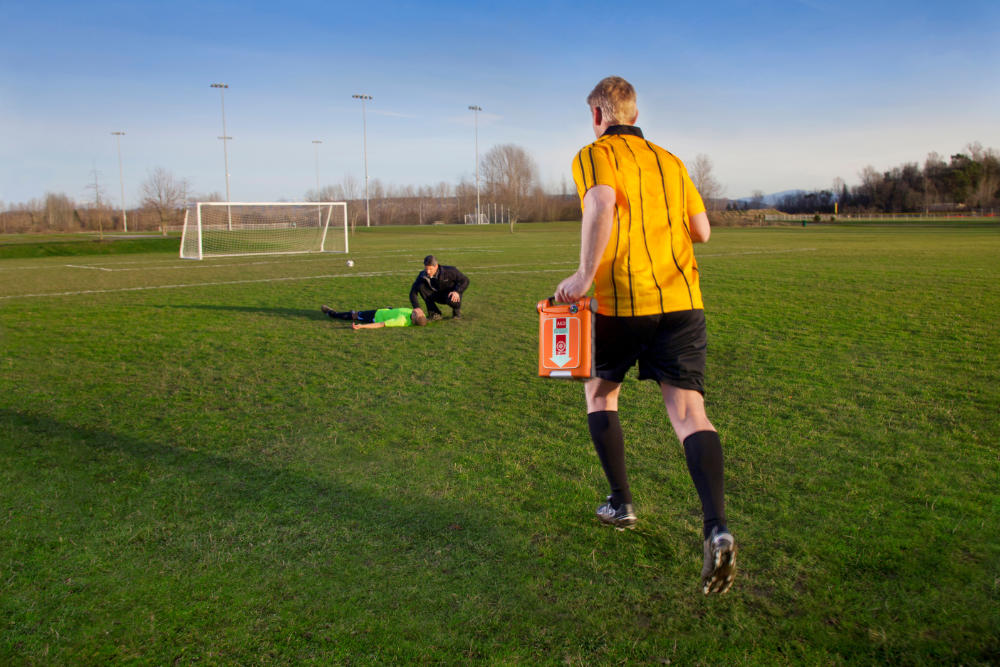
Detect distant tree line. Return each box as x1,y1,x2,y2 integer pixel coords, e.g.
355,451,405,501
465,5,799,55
0,166,200,235
10,141,994,233
305,145,579,228
729,142,1000,215
1,143,583,234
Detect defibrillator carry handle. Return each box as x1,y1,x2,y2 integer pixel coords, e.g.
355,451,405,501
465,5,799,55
538,296,598,313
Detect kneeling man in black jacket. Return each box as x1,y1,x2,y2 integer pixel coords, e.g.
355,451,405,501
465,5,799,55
409,255,469,320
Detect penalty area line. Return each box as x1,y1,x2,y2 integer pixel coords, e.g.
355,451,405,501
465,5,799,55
0,270,396,301
64,264,114,271
0,249,816,302
7,253,836,301
699,247,817,258
0,263,578,301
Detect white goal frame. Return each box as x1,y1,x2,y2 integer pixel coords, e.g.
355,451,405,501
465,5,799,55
180,201,349,260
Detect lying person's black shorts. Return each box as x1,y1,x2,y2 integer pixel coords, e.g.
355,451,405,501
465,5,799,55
594,309,707,393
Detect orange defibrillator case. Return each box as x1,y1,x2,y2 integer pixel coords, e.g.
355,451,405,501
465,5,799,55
536,297,598,380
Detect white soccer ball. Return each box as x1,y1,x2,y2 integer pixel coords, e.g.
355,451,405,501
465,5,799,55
346,260,354,267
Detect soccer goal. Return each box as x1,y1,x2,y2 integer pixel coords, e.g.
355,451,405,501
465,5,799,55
464,213,489,225
180,202,348,259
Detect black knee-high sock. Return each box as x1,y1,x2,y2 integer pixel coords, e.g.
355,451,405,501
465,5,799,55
588,410,631,506
683,430,726,539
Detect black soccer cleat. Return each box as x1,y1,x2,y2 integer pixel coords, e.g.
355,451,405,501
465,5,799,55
596,496,637,530
428,312,443,322
701,527,737,595
321,305,334,317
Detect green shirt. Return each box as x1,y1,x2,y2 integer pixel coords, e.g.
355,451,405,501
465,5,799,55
374,307,414,327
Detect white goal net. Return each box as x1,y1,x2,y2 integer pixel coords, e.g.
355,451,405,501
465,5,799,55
464,213,489,225
180,202,348,259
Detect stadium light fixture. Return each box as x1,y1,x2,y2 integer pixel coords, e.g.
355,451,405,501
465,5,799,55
210,82,233,230
352,94,373,227
469,105,482,224
110,131,127,232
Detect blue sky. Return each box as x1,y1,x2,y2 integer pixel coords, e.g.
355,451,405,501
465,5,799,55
2,0,998,207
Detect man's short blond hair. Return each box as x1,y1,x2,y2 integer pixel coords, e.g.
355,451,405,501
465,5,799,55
587,76,637,126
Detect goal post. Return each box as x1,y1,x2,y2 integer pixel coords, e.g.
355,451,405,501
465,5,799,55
180,202,348,259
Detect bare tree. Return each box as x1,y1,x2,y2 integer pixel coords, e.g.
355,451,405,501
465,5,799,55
858,165,881,210
480,144,538,225
141,167,187,236
340,173,359,201
310,185,343,201
689,154,725,208
971,164,1000,208
966,143,1000,208
340,173,364,231
23,198,43,231
966,141,986,162
44,193,75,231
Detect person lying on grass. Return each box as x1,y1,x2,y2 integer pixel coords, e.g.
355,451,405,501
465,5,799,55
321,305,428,329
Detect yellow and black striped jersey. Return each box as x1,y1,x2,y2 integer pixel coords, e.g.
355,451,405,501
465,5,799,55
572,125,706,317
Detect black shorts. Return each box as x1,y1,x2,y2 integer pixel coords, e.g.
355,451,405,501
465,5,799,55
594,309,707,393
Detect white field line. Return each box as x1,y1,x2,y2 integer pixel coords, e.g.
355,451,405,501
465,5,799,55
0,270,398,300
0,248,817,301
699,247,816,258
63,264,114,271
0,247,508,273
0,263,576,301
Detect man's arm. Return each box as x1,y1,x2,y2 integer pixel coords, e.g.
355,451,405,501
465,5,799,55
446,267,470,303
408,275,423,309
451,268,470,293
555,185,616,303
352,322,386,330
689,211,711,243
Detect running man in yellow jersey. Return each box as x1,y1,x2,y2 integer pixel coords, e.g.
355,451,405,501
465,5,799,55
555,76,736,595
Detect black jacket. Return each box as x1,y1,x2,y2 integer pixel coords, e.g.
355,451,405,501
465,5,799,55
409,265,470,308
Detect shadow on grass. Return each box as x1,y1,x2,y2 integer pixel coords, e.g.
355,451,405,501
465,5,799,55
2,407,563,659
157,304,463,329
157,303,329,320
1,408,508,564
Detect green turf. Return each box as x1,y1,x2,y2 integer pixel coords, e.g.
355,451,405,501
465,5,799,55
1,223,997,664
0,234,178,259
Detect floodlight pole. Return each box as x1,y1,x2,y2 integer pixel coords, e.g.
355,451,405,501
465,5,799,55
312,139,323,225
469,105,482,224
312,139,323,197
111,131,127,232
211,82,233,230
352,94,372,227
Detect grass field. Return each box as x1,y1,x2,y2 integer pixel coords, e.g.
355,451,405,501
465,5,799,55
1,223,998,664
